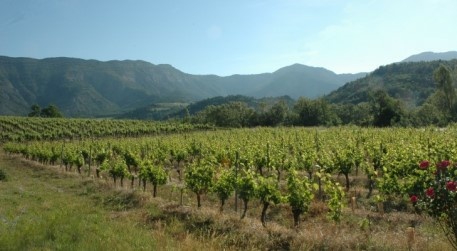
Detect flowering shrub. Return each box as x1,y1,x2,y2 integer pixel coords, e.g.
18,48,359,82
409,160,457,249
419,160,430,170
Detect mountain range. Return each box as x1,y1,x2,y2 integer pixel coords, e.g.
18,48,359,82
0,51,456,118
0,56,364,117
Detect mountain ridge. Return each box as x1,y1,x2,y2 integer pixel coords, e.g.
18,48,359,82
401,51,457,62
3,51,455,118
0,56,363,117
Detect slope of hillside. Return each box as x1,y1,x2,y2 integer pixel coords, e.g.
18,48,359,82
325,60,457,107
0,57,223,117
216,64,366,99
251,64,366,99
0,56,364,117
402,51,457,62
117,95,296,120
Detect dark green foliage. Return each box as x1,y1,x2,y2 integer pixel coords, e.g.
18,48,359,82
413,102,446,126
257,100,290,126
326,60,457,107
117,103,188,120
193,102,256,128
189,97,298,127
41,104,63,118
28,104,63,118
0,168,6,181
334,103,373,126
434,65,455,113
28,104,41,117
185,95,256,115
177,95,295,118
293,98,340,126
370,90,404,127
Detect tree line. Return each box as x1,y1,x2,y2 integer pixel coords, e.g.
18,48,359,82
189,65,456,128
28,104,63,118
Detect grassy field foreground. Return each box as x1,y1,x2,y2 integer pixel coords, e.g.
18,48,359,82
0,152,217,251
0,151,454,251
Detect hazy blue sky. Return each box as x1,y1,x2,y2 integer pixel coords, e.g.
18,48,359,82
1,0,456,76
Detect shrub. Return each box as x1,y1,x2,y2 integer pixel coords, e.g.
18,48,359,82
409,160,457,249
0,168,7,181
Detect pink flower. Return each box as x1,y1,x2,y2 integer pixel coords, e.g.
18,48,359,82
426,187,435,198
419,160,430,169
446,181,457,191
437,160,451,170
410,195,418,203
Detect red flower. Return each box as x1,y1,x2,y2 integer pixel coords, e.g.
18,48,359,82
437,160,451,170
410,195,418,203
419,160,430,169
447,181,457,191
426,187,435,198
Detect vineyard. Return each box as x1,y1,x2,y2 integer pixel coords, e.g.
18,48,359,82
0,116,213,142
2,116,457,249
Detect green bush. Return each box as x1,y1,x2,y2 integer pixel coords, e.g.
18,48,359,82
0,168,7,181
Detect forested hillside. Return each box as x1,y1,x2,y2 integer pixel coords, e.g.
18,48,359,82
0,56,363,117
118,95,295,120
0,57,223,117
325,60,457,107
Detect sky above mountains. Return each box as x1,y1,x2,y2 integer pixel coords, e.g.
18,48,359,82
0,0,456,76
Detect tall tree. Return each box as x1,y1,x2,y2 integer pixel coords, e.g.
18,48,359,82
371,90,403,127
41,104,63,118
28,104,41,117
434,65,455,115
198,101,254,127
293,98,340,126
334,103,373,126
260,100,289,126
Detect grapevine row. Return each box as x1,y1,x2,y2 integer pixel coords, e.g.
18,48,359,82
4,126,457,228
0,116,213,142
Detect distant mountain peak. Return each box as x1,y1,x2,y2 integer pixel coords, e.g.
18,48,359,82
273,63,331,75
402,51,457,62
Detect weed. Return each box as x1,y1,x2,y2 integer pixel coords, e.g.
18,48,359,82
0,168,6,181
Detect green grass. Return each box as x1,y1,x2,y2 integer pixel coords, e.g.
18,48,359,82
0,155,161,251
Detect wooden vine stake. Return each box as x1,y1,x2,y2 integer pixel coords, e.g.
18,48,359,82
406,227,415,250
351,196,357,212
377,202,384,216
